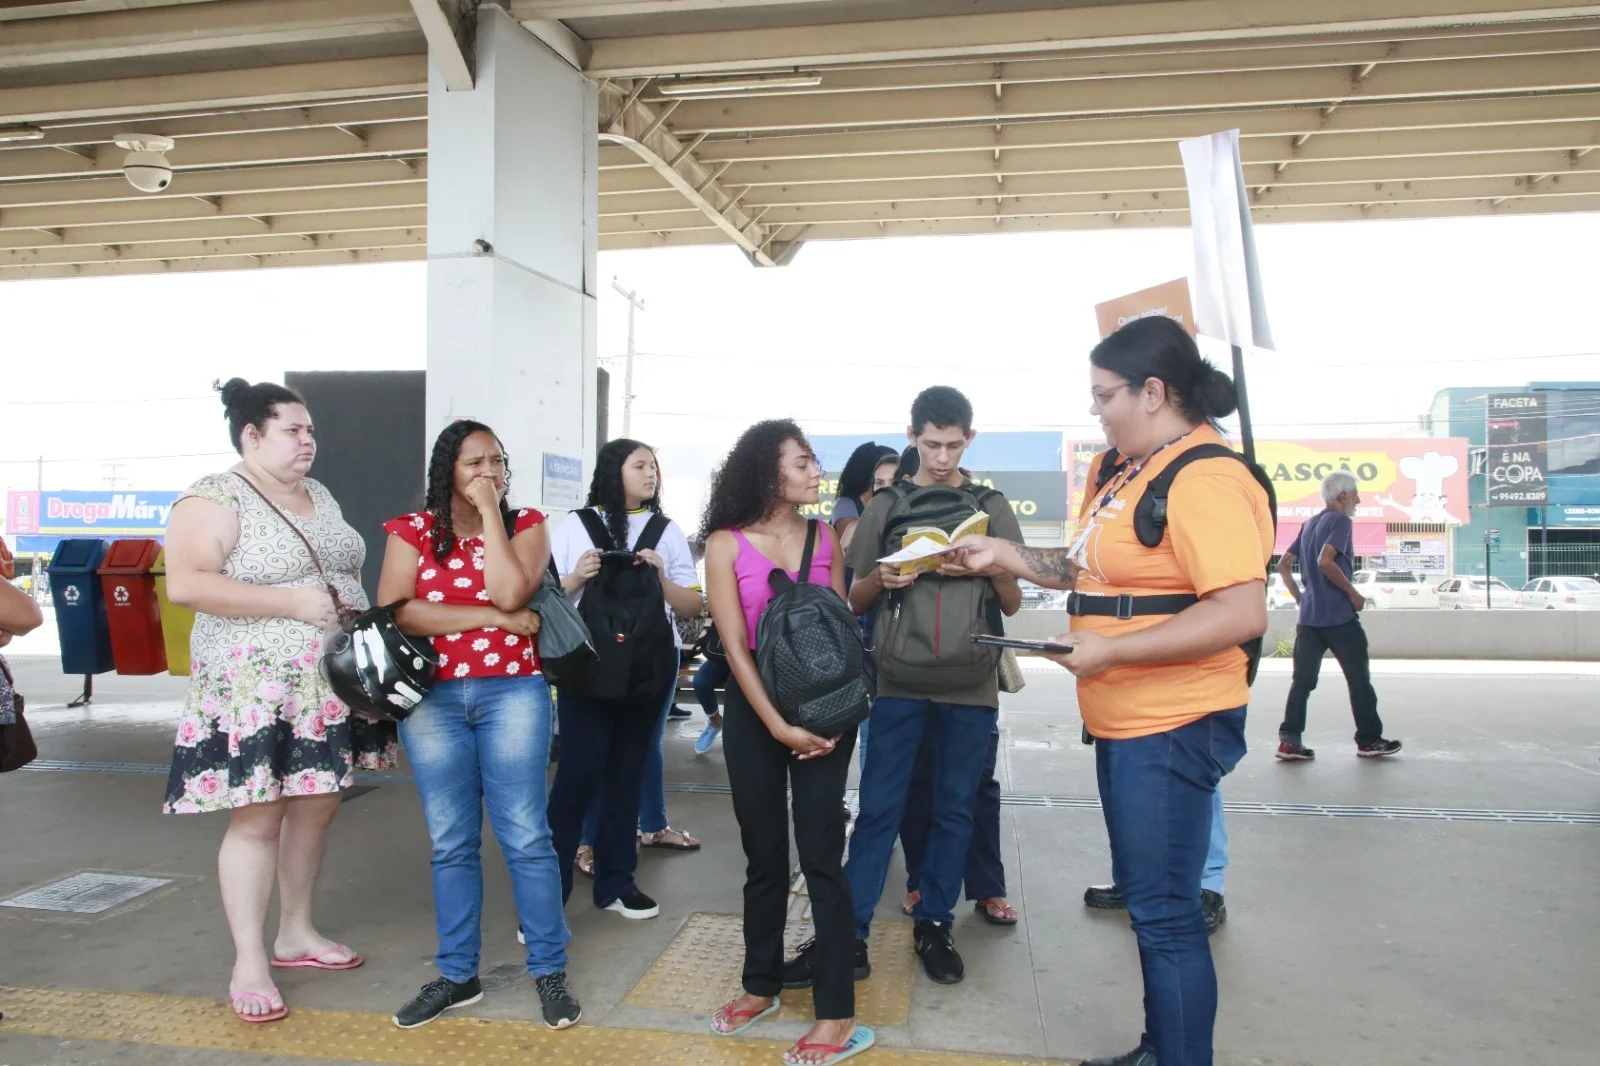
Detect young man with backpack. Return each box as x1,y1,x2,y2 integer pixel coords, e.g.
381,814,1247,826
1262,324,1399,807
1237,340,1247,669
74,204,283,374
786,386,1023,987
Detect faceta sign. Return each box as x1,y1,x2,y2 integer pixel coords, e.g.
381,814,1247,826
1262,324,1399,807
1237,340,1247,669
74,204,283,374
1486,391,1548,506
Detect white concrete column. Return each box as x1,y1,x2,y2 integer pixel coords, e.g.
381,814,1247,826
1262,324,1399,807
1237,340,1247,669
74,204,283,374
425,4,598,509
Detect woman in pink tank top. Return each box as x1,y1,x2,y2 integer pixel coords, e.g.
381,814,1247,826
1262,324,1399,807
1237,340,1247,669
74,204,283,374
700,420,873,1064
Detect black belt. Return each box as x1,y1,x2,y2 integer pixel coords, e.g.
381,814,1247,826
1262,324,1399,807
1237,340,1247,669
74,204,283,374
1065,591,1199,620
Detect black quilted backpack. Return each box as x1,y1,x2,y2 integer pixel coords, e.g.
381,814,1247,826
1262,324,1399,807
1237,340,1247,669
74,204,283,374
754,520,872,735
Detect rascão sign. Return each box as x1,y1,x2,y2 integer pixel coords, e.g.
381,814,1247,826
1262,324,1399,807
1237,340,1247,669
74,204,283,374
1069,438,1470,526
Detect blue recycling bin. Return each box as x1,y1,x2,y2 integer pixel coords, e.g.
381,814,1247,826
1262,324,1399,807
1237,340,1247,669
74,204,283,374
47,538,115,676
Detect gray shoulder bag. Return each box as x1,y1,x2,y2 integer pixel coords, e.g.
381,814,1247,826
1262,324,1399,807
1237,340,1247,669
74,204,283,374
531,560,598,686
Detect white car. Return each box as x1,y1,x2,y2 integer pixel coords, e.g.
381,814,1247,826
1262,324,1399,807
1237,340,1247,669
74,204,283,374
1352,569,1439,609
1265,573,1297,610
1514,576,1600,610
1435,576,1515,609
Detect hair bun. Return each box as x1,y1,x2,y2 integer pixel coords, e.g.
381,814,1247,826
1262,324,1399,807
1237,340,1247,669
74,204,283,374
216,377,252,411
1196,360,1240,420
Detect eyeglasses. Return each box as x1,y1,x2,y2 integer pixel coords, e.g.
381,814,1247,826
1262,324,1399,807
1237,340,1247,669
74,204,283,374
1090,383,1135,407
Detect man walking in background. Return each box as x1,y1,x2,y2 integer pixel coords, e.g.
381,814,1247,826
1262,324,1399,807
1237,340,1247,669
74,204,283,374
1276,471,1402,760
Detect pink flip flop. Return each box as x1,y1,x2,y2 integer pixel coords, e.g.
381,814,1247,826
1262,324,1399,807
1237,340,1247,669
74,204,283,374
230,988,289,1023
270,944,364,970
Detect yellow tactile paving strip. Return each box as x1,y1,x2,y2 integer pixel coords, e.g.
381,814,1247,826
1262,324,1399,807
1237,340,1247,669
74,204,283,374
0,985,1068,1066
625,912,916,1026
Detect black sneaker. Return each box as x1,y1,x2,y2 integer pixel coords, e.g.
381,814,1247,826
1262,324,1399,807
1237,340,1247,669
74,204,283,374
603,889,659,920
393,976,484,1029
912,919,964,985
1357,738,1403,758
1275,740,1316,761
781,935,871,989
535,971,582,1030
1083,884,1126,910
668,704,693,719
1083,1046,1158,1066
1202,889,1227,934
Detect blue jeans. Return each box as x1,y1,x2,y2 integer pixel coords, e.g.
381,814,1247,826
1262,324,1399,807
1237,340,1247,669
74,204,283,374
902,721,1004,900
845,696,997,937
692,656,730,718
1097,707,1248,1066
1202,790,1227,895
579,674,676,844
398,675,569,983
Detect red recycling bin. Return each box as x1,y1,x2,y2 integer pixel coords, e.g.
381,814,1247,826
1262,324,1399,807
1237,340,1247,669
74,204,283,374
98,538,169,675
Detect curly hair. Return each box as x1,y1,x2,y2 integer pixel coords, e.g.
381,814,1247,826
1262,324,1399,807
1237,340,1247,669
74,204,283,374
835,441,900,507
424,420,516,564
700,419,812,538
586,438,662,550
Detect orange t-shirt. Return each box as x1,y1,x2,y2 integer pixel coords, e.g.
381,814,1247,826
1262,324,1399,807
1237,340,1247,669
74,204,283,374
1070,425,1273,740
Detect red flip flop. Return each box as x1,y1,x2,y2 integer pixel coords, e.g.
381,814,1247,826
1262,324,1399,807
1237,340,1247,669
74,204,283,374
271,944,364,970
783,1024,876,1064
710,995,781,1036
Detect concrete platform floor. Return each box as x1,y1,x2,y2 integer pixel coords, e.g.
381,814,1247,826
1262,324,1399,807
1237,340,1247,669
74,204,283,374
1,655,1597,1066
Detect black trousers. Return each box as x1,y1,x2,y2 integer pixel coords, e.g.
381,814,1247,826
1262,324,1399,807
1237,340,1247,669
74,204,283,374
547,685,662,909
723,676,858,1020
1279,619,1385,747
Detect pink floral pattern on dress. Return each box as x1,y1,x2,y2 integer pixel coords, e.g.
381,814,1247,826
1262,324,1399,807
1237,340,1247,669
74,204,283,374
163,473,398,815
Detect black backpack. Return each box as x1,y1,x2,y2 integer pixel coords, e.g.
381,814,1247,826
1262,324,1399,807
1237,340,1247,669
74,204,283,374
871,481,1007,692
755,520,871,735
563,509,678,704
1090,443,1277,683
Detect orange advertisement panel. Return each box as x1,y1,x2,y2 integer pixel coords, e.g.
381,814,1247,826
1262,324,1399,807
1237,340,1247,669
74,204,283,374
1069,438,1471,527
1093,278,1198,339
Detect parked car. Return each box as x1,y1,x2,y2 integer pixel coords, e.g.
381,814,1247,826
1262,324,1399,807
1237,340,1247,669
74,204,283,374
1435,575,1515,609
1514,576,1600,610
1352,569,1439,609
1266,572,1297,610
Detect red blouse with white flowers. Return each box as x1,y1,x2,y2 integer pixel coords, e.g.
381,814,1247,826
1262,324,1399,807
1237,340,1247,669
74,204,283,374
382,509,545,679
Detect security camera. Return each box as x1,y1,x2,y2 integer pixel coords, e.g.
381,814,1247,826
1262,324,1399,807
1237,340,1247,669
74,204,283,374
112,133,175,193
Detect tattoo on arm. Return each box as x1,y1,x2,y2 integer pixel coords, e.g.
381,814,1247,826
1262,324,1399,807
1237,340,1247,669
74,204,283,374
1016,545,1077,585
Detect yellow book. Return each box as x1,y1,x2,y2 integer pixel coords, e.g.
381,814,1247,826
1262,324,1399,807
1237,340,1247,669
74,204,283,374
877,510,990,576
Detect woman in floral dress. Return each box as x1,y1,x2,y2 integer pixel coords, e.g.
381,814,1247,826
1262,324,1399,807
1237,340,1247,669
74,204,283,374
163,378,396,1024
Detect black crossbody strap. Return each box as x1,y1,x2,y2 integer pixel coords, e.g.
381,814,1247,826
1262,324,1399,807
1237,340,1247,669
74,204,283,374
796,519,818,586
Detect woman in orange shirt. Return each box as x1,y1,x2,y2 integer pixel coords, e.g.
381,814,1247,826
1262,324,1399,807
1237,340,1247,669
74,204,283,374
952,316,1272,1066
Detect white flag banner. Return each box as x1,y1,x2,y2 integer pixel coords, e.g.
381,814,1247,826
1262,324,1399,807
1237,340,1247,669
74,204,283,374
1179,130,1274,351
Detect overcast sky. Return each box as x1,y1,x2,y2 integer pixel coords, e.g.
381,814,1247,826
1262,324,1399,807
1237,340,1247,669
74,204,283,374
3,211,1597,522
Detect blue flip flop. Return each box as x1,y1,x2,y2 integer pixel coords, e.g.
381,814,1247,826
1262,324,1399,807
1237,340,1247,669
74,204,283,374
785,1023,876,1064
710,995,781,1036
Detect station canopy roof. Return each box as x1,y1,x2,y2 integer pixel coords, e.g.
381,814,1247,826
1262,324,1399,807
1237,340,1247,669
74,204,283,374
3,0,1599,278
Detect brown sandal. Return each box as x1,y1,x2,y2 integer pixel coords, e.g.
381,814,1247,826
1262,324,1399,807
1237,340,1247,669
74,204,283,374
639,826,701,851
975,898,1019,925
901,890,920,917
575,845,595,878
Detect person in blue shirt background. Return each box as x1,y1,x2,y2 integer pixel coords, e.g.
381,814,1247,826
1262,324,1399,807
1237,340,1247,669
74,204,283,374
1275,470,1403,761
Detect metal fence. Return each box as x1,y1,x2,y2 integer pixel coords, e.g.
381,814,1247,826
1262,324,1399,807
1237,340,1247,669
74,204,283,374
1451,542,1600,583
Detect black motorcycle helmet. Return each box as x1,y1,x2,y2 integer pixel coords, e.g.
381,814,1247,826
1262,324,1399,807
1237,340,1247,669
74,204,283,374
319,603,438,722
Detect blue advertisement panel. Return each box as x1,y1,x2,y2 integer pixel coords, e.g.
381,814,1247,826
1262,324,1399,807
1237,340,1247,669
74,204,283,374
808,431,1063,473
5,490,181,555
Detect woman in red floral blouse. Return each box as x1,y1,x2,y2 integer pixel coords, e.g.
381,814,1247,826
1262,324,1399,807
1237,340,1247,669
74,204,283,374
377,421,580,1033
